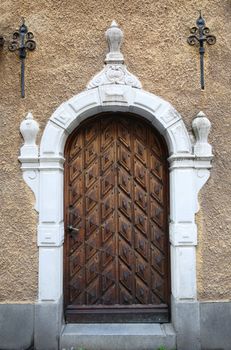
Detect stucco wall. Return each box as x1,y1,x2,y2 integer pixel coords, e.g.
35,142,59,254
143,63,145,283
0,0,230,302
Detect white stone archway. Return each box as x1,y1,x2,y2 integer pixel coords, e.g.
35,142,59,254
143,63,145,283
19,21,212,350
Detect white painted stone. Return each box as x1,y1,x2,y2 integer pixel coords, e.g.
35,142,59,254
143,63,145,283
19,112,40,211
99,84,133,105
169,166,196,223
40,121,67,158
133,94,182,129
87,21,142,89
39,246,63,301
105,20,124,64
66,89,102,130
171,245,197,300
38,223,64,247
167,120,192,154
39,169,63,224
88,64,142,89
19,112,39,157
192,111,212,157
170,223,197,246
50,102,76,130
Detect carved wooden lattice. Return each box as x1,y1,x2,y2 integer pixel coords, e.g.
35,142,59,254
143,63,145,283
64,114,169,322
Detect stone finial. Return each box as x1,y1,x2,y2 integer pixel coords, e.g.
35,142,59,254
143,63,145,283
87,21,142,89
105,20,124,64
192,111,212,157
19,112,39,158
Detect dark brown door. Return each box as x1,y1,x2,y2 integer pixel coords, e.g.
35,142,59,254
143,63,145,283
64,113,170,323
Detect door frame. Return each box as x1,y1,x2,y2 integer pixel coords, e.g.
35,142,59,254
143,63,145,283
19,84,212,344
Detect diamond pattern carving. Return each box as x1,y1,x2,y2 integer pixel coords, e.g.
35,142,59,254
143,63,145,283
134,159,147,189
65,114,169,311
101,144,114,172
151,246,165,275
119,238,132,265
150,176,164,204
150,154,163,180
135,230,149,260
118,191,132,219
69,132,83,160
150,221,165,252
118,122,131,149
118,215,132,244
135,279,149,304
118,168,131,196
151,200,164,228
134,184,147,212
70,153,82,182
70,174,83,205
85,163,99,193
119,261,132,291
118,143,132,173
150,132,162,156
134,139,147,165
102,214,115,243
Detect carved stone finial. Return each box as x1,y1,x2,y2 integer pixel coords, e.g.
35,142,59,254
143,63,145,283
87,21,142,90
192,111,212,157
105,20,124,64
19,112,39,158
19,112,39,211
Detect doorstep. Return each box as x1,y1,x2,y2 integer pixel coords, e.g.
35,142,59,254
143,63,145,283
60,323,176,350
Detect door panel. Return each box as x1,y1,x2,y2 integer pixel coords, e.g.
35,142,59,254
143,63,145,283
64,113,170,323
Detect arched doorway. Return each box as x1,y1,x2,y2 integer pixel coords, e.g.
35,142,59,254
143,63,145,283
18,21,213,349
64,112,170,322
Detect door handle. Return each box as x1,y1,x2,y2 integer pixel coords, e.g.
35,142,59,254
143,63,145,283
67,225,79,233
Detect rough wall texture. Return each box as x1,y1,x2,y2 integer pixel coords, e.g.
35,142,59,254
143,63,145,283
0,0,230,302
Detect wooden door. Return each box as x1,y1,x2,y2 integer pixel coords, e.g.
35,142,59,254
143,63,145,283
64,113,170,323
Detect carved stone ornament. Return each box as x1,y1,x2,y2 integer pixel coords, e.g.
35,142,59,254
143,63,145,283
192,110,212,157
19,112,39,158
19,112,39,211
87,21,142,89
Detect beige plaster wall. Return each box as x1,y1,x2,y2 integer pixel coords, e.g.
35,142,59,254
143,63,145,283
0,0,230,302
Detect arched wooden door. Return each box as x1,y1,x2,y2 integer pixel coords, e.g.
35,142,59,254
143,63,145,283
64,113,170,323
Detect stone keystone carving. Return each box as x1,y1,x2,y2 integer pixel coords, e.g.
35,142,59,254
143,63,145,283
87,21,142,89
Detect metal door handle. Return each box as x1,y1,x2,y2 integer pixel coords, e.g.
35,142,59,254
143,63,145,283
67,225,79,233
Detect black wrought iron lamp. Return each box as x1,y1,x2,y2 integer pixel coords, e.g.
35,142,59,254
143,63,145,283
187,11,216,90
8,18,36,98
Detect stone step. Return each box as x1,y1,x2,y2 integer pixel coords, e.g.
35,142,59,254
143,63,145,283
60,323,176,350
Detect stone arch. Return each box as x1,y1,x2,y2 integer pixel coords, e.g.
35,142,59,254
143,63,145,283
20,82,211,306
40,86,192,159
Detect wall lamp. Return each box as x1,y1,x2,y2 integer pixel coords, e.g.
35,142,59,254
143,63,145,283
8,18,36,98
0,19,36,98
187,11,216,90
